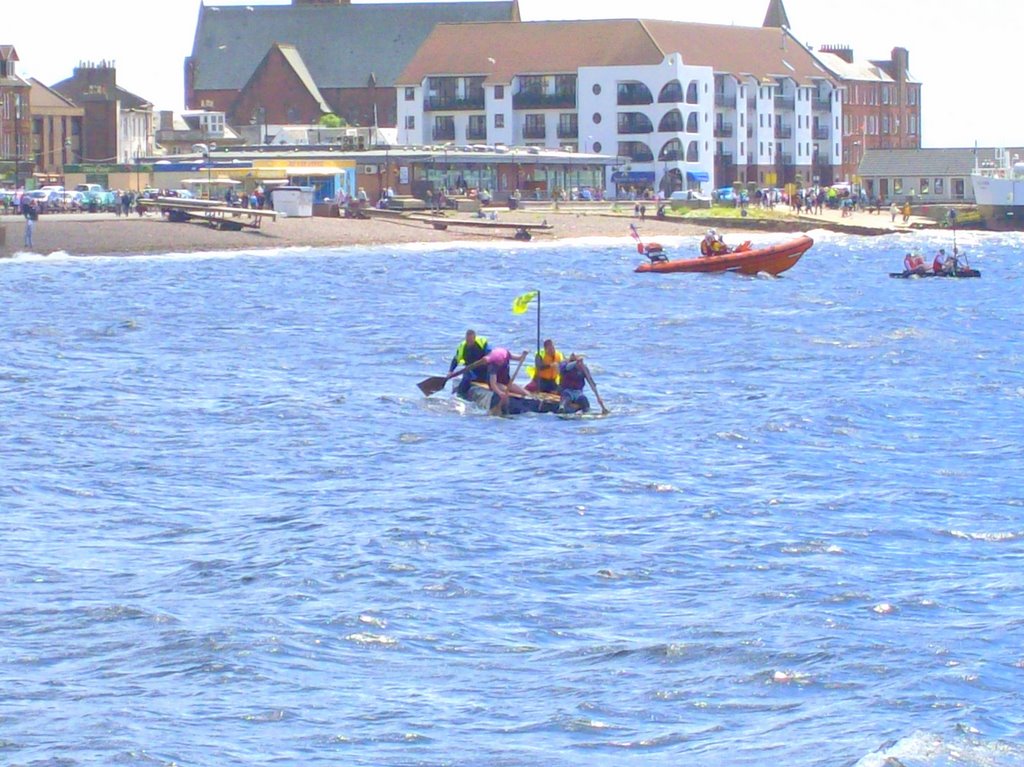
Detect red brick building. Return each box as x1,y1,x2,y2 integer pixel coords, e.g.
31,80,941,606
0,45,32,186
185,0,519,131
814,45,921,185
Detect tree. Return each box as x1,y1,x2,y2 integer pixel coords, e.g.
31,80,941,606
318,113,346,128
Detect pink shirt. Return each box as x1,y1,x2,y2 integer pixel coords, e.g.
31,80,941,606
484,348,510,367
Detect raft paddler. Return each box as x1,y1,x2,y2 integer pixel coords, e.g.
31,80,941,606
526,338,563,394
449,329,491,397
481,347,530,410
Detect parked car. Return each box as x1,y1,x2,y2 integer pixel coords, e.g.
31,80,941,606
713,187,749,204
24,189,61,212
58,190,86,211
669,189,711,202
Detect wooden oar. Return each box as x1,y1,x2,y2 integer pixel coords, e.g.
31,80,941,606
417,359,485,397
582,363,610,415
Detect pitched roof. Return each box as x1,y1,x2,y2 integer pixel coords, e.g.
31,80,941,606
397,19,833,87
28,78,84,111
858,148,1002,177
189,1,519,91
0,45,19,61
256,44,332,115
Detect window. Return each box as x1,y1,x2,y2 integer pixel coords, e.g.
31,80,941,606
494,113,504,128
882,115,890,134
592,112,602,125
405,87,415,101
908,87,917,106
934,178,944,195
920,178,929,195
405,115,415,129
953,178,965,198
494,85,504,99
882,86,890,105
909,115,918,135
592,83,602,96
592,141,602,153
894,179,903,194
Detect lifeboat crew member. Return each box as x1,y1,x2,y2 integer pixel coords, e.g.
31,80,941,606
903,252,926,276
557,354,592,415
449,329,491,397
700,229,730,257
527,338,564,394
482,347,531,411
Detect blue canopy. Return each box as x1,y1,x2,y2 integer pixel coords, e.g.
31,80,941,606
686,171,710,182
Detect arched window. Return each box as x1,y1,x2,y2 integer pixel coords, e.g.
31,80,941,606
617,81,653,106
686,141,699,162
686,81,700,104
617,112,654,134
618,141,654,163
659,109,684,133
686,112,699,133
659,139,683,162
658,80,683,103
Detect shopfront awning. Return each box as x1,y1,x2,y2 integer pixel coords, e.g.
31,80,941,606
686,171,710,182
285,166,346,176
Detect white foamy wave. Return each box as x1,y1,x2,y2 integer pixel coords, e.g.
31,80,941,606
855,730,1024,767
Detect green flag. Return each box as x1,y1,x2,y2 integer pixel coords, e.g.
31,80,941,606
512,290,538,315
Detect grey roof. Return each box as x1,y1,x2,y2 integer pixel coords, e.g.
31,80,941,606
189,1,519,91
858,148,1018,177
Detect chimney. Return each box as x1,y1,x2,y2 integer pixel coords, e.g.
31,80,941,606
159,110,175,130
891,47,910,80
819,44,854,64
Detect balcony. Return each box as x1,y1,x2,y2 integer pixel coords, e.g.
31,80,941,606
813,126,830,140
618,118,654,135
774,95,795,110
617,86,653,106
512,91,577,110
714,123,734,138
557,125,578,139
466,127,487,141
776,154,793,166
715,93,733,108
522,125,547,140
812,96,832,111
432,126,455,141
424,95,486,112
718,152,735,166
774,125,793,139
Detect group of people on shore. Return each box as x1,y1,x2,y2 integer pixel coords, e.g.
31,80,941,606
902,247,964,276
446,330,606,415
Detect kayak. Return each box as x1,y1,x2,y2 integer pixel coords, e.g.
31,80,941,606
634,234,813,276
889,269,981,279
459,382,567,415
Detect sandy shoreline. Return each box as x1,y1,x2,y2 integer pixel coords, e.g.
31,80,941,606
0,203,917,259
0,208,711,258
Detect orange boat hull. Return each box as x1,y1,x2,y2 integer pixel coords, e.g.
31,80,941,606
635,235,813,276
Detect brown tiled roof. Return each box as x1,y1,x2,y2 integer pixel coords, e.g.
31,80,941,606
397,19,833,87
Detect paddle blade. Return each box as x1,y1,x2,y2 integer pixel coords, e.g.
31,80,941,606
417,375,449,397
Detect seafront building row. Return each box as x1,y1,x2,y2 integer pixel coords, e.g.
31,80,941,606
0,0,980,207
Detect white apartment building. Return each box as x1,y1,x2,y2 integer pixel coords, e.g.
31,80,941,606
396,18,842,198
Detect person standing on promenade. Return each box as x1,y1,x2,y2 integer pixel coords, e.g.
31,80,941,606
21,196,38,250
890,201,898,223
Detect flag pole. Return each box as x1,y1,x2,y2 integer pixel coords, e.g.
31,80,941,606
536,289,541,354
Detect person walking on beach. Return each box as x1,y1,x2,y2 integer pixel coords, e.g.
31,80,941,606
22,196,38,250
890,201,898,223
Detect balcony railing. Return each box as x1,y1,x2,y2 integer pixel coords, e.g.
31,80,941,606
774,96,795,110
715,93,733,108
618,121,654,135
813,126,830,140
812,97,832,111
714,123,734,138
512,91,577,109
617,90,653,106
774,126,793,139
718,152,735,166
432,126,455,141
557,126,578,139
522,125,546,139
466,127,487,141
424,95,485,112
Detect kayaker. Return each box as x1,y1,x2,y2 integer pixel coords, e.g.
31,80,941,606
557,354,592,414
449,329,491,397
526,338,564,394
482,347,530,410
903,252,926,276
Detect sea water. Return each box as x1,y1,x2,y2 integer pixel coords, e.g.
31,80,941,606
1,229,1022,767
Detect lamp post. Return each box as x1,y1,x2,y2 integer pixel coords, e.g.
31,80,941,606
193,142,213,198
